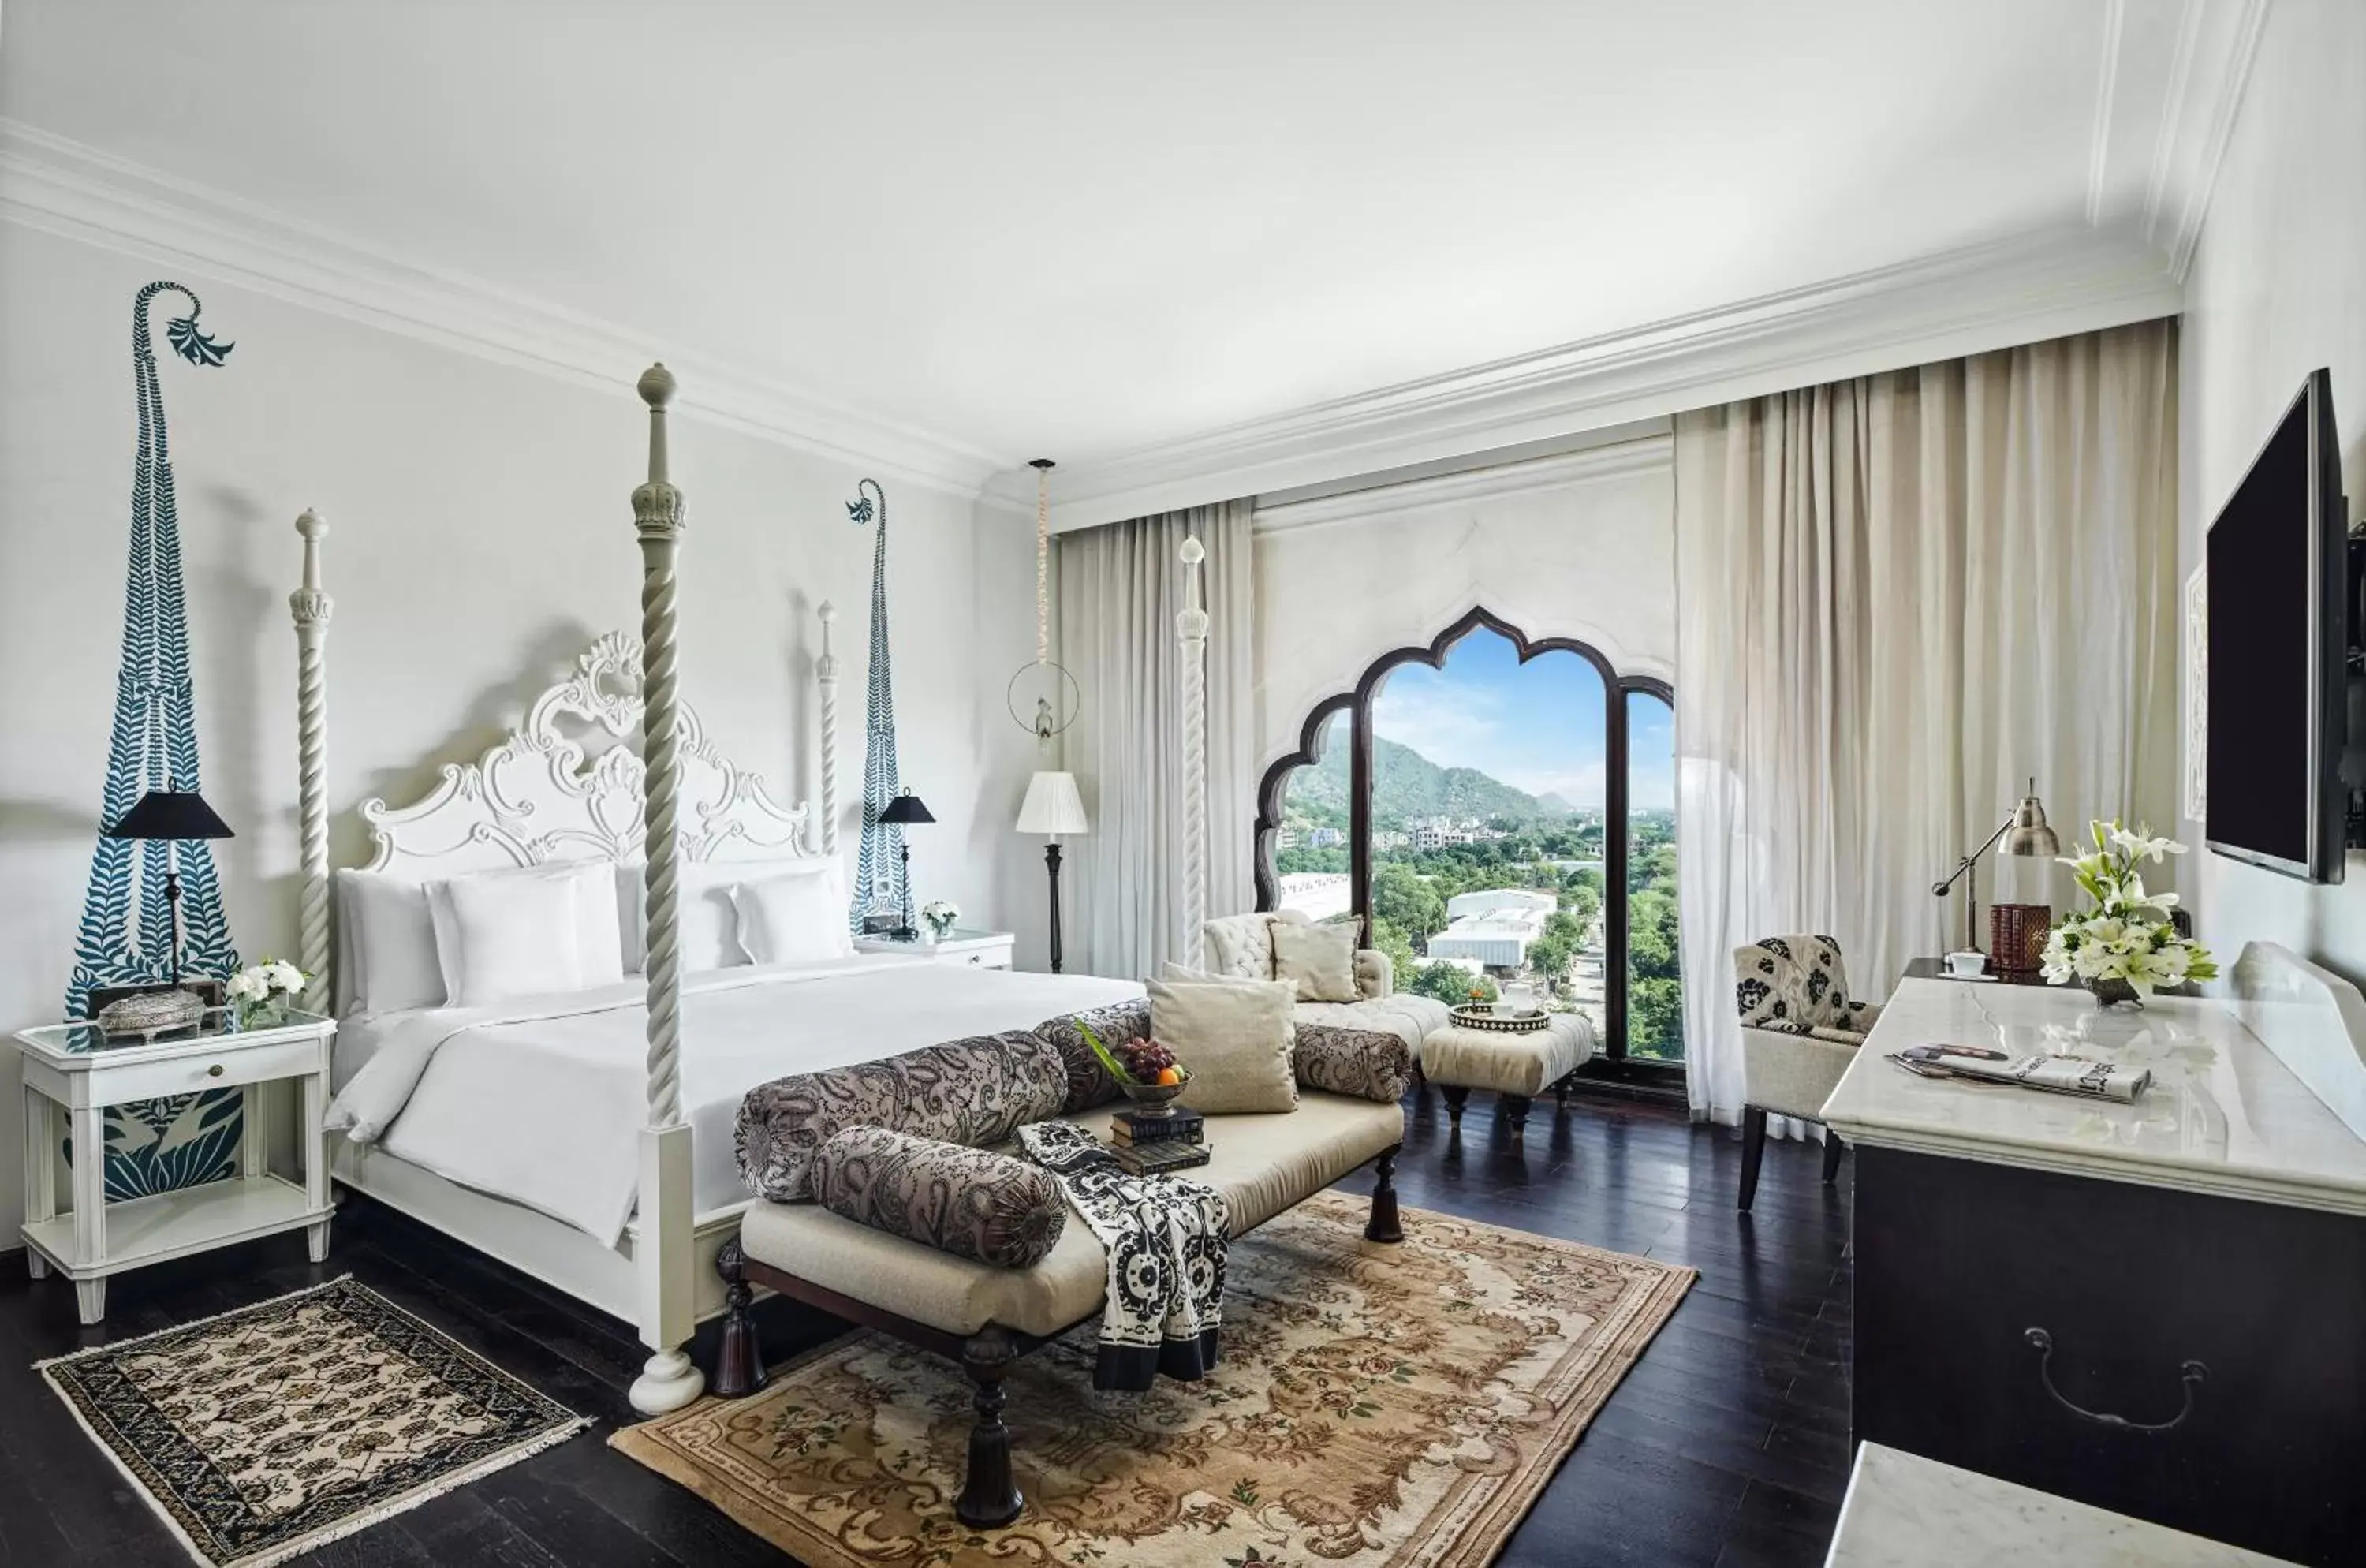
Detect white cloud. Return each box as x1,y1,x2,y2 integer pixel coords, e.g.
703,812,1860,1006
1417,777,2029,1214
1371,678,1508,763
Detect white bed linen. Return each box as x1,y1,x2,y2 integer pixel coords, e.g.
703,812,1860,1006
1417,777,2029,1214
325,954,1141,1246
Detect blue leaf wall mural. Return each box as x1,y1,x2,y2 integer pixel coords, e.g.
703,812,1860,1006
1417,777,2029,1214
847,478,905,931
66,282,244,1202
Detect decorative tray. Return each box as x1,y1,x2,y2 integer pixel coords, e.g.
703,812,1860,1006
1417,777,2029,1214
1448,1006,1551,1034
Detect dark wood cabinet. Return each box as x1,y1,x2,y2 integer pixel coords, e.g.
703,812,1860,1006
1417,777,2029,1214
1853,1144,2366,1566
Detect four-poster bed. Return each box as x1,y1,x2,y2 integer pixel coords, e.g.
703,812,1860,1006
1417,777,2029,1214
291,366,1141,1414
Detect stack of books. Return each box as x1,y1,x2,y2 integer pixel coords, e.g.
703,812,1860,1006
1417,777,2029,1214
1107,1106,1211,1174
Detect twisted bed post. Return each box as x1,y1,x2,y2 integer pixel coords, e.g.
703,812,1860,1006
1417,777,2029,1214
289,510,333,1013
628,364,703,1417
816,602,839,856
1177,536,1209,970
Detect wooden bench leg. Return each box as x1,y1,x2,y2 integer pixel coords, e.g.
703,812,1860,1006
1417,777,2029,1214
1822,1129,1845,1184
1441,1086,1469,1129
1364,1147,1404,1243
956,1327,1024,1528
1504,1094,1532,1141
1554,1072,1573,1110
712,1237,767,1398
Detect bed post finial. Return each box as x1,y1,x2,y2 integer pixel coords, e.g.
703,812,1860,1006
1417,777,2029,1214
629,363,702,1417
290,510,334,1012
1177,535,1209,971
816,601,840,857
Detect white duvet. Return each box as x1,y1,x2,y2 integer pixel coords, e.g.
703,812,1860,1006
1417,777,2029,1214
324,954,1141,1246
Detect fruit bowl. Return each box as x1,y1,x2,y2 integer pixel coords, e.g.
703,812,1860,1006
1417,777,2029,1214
1118,1070,1192,1115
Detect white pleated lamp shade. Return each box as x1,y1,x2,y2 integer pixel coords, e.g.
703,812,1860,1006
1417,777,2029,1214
1015,771,1090,837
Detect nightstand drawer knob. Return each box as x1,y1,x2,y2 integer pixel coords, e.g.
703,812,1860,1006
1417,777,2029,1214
968,955,983,966
207,1063,225,1078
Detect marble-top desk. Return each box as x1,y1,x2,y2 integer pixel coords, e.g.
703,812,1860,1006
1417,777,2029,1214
1819,952,2366,1566
1827,1443,2301,1566
1822,976,2366,1216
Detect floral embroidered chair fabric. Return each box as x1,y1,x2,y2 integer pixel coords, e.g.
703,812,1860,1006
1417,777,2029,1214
1730,935,1882,1212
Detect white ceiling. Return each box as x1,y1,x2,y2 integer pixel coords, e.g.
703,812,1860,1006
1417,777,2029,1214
0,2,2264,521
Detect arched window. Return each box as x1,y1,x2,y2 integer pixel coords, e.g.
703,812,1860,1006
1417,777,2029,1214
1256,609,1681,1077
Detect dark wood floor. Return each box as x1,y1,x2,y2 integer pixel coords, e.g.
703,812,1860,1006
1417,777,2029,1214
0,1092,1853,1568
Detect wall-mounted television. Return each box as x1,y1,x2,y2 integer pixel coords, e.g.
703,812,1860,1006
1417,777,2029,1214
2205,368,2349,883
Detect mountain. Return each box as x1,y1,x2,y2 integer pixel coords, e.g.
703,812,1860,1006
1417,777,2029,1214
1287,737,1573,827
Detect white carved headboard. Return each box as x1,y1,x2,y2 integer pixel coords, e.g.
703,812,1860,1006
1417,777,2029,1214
360,631,815,877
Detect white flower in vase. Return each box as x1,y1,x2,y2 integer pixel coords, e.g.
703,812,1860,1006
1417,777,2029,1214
2039,819,2215,1006
920,901,960,942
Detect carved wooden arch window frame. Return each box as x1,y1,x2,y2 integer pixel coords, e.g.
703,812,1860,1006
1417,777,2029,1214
1252,606,1676,1070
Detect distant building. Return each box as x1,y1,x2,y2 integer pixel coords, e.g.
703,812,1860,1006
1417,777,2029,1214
1274,826,1301,850
1446,888,1556,921
1372,830,1409,852
1276,872,1353,923
1308,826,1345,849
1427,887,1553,971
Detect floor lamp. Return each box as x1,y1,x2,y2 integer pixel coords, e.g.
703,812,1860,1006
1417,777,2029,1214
1017,771,1088,973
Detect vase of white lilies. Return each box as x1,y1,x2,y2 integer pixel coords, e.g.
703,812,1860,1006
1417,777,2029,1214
920,901,960,943
226,958,308,1029
2039,822,2216,1007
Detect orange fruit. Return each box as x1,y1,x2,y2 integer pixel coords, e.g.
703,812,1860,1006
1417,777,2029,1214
1155,1066,1182,1085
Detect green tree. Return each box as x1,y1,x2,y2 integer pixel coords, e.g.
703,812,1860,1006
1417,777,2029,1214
1409,961,1495,1006
1371,861,1446,939
1371,917,1420,993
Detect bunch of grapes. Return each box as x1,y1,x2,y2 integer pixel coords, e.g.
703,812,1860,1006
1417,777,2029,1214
1118,1037,1181,1084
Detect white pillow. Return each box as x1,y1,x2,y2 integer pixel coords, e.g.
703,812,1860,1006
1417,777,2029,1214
426,861,621,1006
678,857,848,972
730,864,853,966
334,869,446,1016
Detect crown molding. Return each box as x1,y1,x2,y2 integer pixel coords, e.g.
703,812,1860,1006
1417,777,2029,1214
2142,0,2271,282
0,118,1015,502
1015,226,2183,534
1253,435,1672,537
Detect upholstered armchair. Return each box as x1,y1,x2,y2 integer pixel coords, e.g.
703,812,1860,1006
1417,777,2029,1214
1731,935,1883,1211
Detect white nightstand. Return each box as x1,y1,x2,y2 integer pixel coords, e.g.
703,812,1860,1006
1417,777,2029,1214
13,1006,338,1323
854,928,1017,970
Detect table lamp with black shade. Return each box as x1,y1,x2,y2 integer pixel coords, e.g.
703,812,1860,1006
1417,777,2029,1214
95,782,234,1033
878,790,934,940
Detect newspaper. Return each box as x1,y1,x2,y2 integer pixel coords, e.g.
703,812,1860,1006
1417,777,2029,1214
1889,1045,2151,1104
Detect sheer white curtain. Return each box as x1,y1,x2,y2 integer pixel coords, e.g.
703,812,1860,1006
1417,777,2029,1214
1058,500,1256,980
1674,320,2180,1126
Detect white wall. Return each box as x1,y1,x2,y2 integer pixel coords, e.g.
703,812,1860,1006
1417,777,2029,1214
1251,441,1677,771
2180,2,2366,980
0,223,1046,1242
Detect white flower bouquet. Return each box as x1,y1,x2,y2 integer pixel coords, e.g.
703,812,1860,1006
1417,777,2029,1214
227,958,308,1026
2039,822,2216,1003
920,900,960,940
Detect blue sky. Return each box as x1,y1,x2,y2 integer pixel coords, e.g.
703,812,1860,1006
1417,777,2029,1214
1371,628,1675,812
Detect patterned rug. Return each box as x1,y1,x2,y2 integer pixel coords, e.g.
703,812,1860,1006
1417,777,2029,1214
39,1276,588,1567
614,1193,1694,1567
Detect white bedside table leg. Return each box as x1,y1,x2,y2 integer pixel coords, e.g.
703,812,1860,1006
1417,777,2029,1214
21,1087,54,1279
68,1099,106,1323
303,1070,331,1263
241,1082,269,1179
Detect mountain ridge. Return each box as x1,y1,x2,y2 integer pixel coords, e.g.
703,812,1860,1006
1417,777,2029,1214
1286,736,1577,827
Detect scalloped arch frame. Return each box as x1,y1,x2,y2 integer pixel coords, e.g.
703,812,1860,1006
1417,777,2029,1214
1253,605,1672,1055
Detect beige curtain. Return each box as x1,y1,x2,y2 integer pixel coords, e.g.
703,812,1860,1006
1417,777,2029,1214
1674,319,2181,1126
1058,500,1257,980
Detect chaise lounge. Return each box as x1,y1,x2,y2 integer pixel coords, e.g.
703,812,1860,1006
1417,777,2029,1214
715,999,1413,1527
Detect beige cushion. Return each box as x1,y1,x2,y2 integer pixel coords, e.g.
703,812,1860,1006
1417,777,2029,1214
1271,920,1360,1003
1200,909,1312,981
1294,993,1451,1063
1422,1014,1595,1097
1353,948,1394,1000
1742,1025,1860,1122
1148,975,1300,1114
736,1092,1407,1338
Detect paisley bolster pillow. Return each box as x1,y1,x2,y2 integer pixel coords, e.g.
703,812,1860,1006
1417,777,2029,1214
736,1030,1068,1202
808,1125,1066,1269
1293,1022,1415,1104
1032,999,1154,1114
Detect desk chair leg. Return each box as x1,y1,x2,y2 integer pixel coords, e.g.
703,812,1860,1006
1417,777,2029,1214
1737,1107,1767,1212
1822,1129,1845,1184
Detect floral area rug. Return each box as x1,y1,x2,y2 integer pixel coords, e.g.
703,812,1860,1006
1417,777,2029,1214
614,1193,1694,1567
39,1276,588,1567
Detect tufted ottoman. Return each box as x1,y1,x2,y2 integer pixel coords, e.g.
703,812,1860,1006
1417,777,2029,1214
1423,1013,1595,1138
